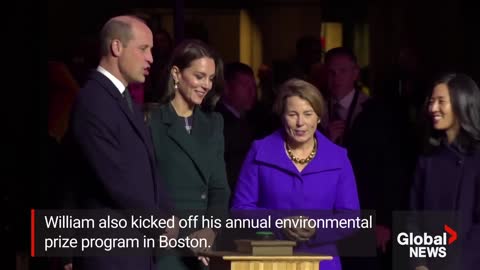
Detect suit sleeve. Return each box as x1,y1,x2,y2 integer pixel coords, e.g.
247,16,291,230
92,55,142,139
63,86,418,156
71,103,154,210
207,113,231,218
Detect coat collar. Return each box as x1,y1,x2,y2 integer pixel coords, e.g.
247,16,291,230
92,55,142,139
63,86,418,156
157,103,212,183
255,129,345,175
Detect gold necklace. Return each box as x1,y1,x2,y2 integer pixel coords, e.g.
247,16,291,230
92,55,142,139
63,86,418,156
286,138,317,164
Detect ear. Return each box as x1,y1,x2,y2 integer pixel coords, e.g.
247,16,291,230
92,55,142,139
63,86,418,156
111,39,123,57
171,66,180,83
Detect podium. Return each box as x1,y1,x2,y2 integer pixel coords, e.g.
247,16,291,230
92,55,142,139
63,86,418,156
205,252,333,270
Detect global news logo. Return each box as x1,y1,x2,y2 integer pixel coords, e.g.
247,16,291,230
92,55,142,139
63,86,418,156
397,225,457,258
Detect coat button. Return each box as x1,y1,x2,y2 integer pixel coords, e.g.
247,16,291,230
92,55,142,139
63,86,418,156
200,193,207,200
457,159,463,166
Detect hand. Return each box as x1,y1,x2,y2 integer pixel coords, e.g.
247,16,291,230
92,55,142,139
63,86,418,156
161,215,179,248
375,224,391,253
64,263,72,270
188,228,216,254
198,256,210,266
284,227,316,242
415,266,429,270
283,216,316,242
327,120,346,144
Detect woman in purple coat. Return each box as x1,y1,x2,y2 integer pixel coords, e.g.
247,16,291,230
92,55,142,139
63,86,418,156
232,78,360,270
409,73,480,270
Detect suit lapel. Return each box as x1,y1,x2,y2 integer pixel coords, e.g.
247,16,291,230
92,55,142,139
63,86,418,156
161,104,210,183
92,71,156,168
122,102,155,165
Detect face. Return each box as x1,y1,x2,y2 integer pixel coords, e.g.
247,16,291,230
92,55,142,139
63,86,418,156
326,55,359,98
283,96,320,145
117,22,153,84
172,57,216,106
428,83,459,132
225,73,257,112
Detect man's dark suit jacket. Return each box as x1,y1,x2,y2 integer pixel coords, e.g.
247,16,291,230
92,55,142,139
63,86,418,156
65,70,166,270
215,102,255,193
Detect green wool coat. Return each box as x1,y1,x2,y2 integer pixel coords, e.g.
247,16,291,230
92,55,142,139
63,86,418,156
148,103,230,270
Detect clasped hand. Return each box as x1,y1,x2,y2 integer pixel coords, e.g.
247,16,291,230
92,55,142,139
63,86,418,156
283,216,316,242
188,228,216,266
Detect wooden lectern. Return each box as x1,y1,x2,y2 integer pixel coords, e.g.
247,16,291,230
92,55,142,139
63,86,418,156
205,252,333,270
204,239,333,270
223,254,333,270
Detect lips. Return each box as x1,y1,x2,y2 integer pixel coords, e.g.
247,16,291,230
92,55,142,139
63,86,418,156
294,130,306,136
144,68,150,76
194,90,206,97
432,115,442,123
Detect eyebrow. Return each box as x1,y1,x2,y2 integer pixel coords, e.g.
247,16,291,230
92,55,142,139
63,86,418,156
287,109,314,113
196,72,215,78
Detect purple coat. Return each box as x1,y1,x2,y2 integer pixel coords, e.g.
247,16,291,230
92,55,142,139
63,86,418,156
232,130,360,270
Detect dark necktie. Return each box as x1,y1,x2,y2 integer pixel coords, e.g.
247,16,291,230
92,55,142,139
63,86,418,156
331,101,344,145
331,101,343,121
123,88,134,114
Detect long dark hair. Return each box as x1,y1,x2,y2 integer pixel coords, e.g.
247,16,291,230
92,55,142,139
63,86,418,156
424,72,480,153
159,39,224,111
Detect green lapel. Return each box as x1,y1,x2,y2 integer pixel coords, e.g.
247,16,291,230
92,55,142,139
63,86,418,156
160,104,211,183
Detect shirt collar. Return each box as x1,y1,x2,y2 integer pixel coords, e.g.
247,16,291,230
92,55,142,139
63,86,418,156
336,89,356,109
222,101,241,119
97,66,127,94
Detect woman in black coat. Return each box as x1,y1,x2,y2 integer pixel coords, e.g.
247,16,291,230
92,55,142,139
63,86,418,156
409,73,480,270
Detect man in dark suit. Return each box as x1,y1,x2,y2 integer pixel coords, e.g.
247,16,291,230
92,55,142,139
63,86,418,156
325,47,413,270
215,62,257,193
65,15,173,270
322,47,370,146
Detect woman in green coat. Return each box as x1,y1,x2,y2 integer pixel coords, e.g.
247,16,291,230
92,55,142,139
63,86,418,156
147,39,230,270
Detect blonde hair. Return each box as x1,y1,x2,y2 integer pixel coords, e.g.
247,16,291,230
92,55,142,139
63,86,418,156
273,78,326,118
